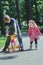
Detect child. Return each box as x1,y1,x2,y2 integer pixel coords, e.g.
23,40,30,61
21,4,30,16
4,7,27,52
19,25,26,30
8,34,20,52
28,20,41,50
10,34,16,51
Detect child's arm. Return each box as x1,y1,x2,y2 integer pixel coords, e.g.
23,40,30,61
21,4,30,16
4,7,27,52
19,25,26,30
38,28,41,35
35,27,41,36
28,28,31,37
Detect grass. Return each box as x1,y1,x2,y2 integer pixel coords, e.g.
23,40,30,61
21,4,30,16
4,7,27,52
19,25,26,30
0,37,6,49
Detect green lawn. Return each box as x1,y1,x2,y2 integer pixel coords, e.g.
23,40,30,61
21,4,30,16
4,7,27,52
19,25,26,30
0,37,6,49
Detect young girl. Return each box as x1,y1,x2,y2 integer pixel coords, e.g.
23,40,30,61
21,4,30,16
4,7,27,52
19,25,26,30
10,34,16,51
8,34,20,52
28,20,41,50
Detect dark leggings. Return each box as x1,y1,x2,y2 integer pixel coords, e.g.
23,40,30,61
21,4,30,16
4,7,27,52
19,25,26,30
30,39,37,44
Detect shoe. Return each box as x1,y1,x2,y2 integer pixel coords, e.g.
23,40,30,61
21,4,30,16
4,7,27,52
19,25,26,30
35,45,37,50
2,50,10,53
20,48,24,51
29,47,32,50
35,48,38,50
2,50,6,53
29,44,32,50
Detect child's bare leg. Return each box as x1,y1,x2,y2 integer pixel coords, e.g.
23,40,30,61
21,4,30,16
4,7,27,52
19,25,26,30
11,39,16,52
11,45,15,52
8,46,10,52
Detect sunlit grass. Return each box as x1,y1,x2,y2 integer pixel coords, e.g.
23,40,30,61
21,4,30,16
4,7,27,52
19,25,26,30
0,37,6,49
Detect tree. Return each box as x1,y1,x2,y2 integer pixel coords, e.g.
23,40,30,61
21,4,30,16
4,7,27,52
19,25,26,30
15,0,21,29
0,0,5,36
24,0,32,26
34,0,39,23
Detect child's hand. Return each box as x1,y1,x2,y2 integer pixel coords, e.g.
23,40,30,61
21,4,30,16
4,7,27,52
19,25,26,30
14,32,17,36
6,34,9,36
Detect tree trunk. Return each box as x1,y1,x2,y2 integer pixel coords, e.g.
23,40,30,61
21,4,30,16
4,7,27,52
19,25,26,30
0,1,5,36
34,0,39,24
24,0,32,26
15,0,21,29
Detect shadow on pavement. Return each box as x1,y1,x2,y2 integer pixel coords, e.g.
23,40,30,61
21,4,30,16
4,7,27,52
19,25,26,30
0,49,37,54
5,49,37,53
0,55,18,60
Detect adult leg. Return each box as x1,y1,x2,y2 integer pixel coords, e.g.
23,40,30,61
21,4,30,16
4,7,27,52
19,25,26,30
18,36,24,51
2,36,10,52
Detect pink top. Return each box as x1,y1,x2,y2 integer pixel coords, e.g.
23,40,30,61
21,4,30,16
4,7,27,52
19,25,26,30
28,26,41,42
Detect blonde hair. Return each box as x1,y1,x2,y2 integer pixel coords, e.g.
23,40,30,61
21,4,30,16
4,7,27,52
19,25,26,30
29,20,38,27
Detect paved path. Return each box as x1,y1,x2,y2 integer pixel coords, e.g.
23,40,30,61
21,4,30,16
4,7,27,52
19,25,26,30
0,35,43,65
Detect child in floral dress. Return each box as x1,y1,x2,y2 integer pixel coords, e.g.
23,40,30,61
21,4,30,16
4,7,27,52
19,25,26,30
28,20,41,50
